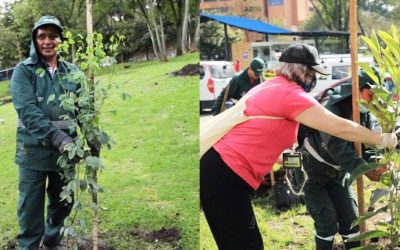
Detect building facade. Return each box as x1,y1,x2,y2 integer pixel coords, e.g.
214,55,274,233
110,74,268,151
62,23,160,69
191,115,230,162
200,0,314,66
200,0,314,32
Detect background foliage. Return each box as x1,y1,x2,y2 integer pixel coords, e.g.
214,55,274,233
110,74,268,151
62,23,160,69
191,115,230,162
0,0,199,68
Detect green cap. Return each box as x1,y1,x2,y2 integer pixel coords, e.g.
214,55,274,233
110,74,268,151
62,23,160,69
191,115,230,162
33,15,63,35
328,69,379,105
250,57,266,76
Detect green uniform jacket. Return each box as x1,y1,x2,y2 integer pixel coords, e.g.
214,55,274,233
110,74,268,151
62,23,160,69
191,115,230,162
10,41,79,171
302,94,372,186
212,69,260,115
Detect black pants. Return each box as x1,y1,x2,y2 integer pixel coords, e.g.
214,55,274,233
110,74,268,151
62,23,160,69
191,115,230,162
200,147,263,250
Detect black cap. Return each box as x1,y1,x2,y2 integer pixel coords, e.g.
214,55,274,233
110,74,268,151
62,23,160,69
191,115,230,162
279,43,330,75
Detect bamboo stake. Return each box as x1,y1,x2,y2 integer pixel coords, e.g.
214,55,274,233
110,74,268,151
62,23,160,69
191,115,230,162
86,1,98,249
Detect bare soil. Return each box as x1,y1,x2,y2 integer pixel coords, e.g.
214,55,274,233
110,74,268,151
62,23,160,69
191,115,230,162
170,64,199,76
129,225,181,245
6,226,181,250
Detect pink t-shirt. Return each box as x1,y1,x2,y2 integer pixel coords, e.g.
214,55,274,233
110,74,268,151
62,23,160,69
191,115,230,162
213,76,319,190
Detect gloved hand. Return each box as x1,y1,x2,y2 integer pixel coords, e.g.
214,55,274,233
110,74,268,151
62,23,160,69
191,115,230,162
365,165,389,182
52,130,73,154
380,133,398,149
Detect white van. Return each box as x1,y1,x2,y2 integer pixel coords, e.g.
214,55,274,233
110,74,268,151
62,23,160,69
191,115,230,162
311,54,374,94
200,61,236,113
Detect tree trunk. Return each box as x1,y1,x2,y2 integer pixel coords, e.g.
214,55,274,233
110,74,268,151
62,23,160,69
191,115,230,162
71,44,76,63
181,0,190,54
191,15,199,51
159,14,167,61
172,0,183,56
146,22,160,59
15,34,23,62
190,0,200,51
152,18,164,61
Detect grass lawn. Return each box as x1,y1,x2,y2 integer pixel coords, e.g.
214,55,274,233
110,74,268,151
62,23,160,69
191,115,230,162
0,53,199,249
0,80,10,99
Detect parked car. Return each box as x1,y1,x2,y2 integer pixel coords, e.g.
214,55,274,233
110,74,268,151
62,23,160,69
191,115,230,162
310,54,374,94
200,61,235,113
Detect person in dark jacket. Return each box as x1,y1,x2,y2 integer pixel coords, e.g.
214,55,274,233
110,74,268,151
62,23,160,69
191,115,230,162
299,69,387,250
211,57,265,115
10,15,81,250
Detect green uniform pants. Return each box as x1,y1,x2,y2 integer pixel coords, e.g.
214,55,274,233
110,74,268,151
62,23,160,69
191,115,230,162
17,167,72,250
304,178,360,250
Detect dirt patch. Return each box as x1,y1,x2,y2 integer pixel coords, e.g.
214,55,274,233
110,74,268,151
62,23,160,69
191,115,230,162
0,97,12,105
130,225,181,244
170,64,199,76
6,239,17,249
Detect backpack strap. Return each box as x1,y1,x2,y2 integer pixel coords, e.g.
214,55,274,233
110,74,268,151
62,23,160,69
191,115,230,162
219,83,231,113
303,137,342,171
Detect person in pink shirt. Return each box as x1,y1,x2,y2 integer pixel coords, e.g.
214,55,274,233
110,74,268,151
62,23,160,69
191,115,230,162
200,43,398,250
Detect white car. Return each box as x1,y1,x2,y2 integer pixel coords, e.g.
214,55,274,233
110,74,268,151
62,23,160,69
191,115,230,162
311,54,374,94
200,61,236,113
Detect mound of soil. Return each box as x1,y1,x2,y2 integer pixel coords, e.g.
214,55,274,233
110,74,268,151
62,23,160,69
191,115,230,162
170,64,199,76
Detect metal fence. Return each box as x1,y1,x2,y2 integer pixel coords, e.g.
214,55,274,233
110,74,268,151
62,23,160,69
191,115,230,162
0,68,14,81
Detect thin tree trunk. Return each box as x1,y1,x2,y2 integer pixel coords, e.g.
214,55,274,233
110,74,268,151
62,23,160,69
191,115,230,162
159,14,167,61
146,22,160,59
71,44,76,64
15,34,22,61
181,0,190,54
191,15,199,51
153,15,167,61
152,18,163,59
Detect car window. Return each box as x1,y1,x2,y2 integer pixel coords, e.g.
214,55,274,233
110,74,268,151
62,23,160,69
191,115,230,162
200,65,205,80
332,65,351,80
209,64,235,78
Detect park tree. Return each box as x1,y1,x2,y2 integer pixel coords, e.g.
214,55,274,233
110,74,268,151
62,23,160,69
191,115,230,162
305,0,400,36
0,0,197,67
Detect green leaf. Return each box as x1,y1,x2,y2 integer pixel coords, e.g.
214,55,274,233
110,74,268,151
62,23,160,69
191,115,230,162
361,35,381,64
85,156,102,170
350,163,382,182
378,30,400,59
345,230,389,242
57,156,68,169
350,245,381,250
68,148,77,160
47,94,55,104
351,206,388,229
79,180,88,191
99,131,110,144
35,68,45,77
370,189,389,206
73,201,83,211
358,63,379,85
77,148,84,158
